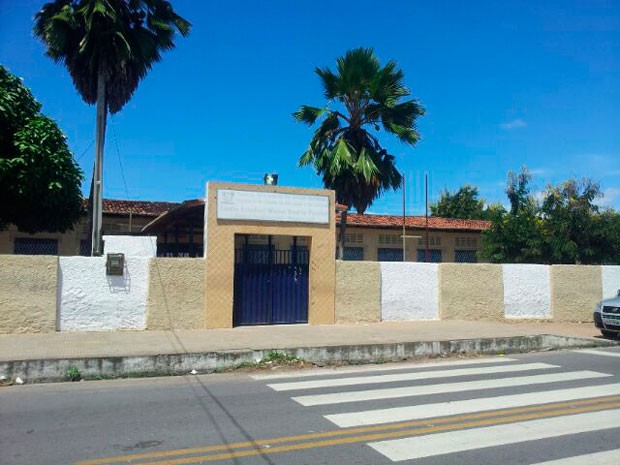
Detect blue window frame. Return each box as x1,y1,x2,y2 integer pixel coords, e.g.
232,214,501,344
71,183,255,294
416,249,442,263
377,248,404,262
455,250,478,263
344,247,364,261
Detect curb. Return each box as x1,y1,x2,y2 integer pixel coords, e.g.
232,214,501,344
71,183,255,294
1,334,617,384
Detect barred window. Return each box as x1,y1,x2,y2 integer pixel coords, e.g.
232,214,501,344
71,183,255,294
248,235,269,244
455,236,478,248
418,236,441,247
80,240,91,256
455,250,478,263
344,247,364,260
378,248,403,261
378,234,401,245
14,238,58,255
345,233,363,244
417,249,442,263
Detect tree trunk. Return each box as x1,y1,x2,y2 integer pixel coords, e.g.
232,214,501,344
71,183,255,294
91,72,107,256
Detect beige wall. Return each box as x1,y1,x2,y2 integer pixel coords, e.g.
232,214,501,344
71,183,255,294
204,182,336,328
146,258,205,329
335,261,381,323
439,263,504,320
340,227,483,262
551,265,602,322
0,255,58,333
0,215,156,257
0,224,83,255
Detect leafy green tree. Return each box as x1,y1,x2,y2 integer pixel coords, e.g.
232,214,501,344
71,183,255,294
540,178,604,264
481,167,544,263
294,47,424,214
34,0,190,254
430,185,492,220
596,209,620,265
481,168,620,264
0,65,83,233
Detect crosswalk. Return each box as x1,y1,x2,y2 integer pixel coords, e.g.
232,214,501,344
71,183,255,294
252,354,620,463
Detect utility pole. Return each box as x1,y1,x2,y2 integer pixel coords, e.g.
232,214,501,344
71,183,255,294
91,74,106,256
402,173,406,262
425,172,429,263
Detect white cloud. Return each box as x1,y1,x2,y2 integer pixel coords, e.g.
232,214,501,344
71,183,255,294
529,168,547,176
500,118,527,130
596,187,620,208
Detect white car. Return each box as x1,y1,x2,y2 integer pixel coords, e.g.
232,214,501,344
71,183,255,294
594,290,620,338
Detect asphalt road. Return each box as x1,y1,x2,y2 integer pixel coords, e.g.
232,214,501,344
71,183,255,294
1,348,620,465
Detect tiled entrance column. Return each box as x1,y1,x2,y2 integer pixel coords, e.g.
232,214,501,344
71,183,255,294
204,182,336,328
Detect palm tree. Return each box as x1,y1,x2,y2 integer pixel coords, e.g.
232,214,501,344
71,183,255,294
294,47,424,214
34,0,190,255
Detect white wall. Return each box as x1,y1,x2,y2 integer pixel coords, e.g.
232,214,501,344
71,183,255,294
58,256,149,331
103,235,157,257
380,262,439,321
601,266,620,300
502,264,551,318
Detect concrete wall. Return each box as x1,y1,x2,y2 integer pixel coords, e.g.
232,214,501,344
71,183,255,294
332,262,620,324
0,255,58,333
335,261,380,323
103,235,157,257
147,258,205,329
551,265,602,322
439,264,504,320
58,256,149,331
381,262,439,320
601,266,620,300
503,264,551,319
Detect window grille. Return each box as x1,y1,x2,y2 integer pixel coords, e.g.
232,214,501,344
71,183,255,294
343,247,364,260
378,234,401,245
14,238,59,255
416,249,442,263
80,240,91,256
455,237,478,248
418,236,441,247
345,233,363,244
455,250,478,263
248,235,269,244
378,248,404,261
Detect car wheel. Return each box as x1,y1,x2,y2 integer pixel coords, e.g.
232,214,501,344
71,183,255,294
601,330,618,339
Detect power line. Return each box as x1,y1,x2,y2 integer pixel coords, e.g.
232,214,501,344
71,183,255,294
76,139,95,162
110,117,131,200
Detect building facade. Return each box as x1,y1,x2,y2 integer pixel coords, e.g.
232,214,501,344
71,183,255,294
0,198,490,262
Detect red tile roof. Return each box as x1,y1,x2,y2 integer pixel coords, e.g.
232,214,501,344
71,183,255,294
338,212,491,232
95,199,179,217
94,197,490,231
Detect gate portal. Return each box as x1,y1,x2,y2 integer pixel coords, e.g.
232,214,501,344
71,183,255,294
233,236,309,325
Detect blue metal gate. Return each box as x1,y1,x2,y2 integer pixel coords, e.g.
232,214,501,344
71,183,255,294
233,240,309,326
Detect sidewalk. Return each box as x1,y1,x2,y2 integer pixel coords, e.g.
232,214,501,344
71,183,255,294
0,321,616,383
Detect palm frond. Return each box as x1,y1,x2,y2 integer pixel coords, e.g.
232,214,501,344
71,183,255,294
34,0,191,114
293,105,326,125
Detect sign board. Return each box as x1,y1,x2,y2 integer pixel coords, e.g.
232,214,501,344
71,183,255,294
216,189,330,224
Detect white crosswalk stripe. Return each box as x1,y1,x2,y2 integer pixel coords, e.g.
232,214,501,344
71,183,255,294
259,359,619,463
325,383,620,427
573,348,620,358
267,362,557,391
292,370,611,406
368,409,620,462
529,449,620,465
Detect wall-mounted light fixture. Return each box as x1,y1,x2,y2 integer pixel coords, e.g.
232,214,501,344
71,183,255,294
263,173,278,186
106,253,125,276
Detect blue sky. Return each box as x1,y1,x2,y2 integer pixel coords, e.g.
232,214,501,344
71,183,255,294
1,0,619,214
